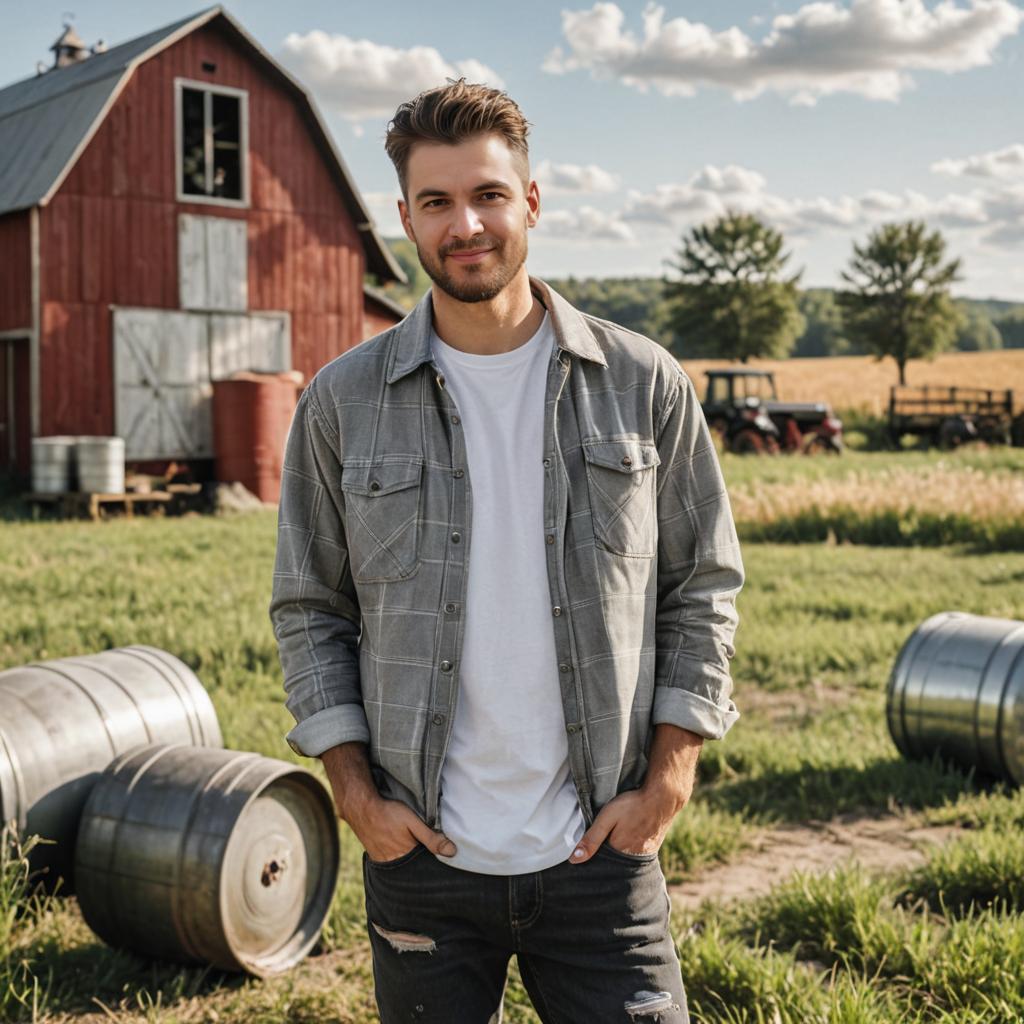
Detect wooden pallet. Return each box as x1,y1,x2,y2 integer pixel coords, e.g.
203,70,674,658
23,490,173,521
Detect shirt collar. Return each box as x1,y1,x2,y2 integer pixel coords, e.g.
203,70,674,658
385,275,608,385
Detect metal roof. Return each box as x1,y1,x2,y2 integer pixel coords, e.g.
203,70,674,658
0,6,404,284
364,283,411,322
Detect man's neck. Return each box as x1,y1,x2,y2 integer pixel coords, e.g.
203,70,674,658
431,268,545,355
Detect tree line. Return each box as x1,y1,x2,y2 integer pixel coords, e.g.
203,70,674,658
382,220,1023,386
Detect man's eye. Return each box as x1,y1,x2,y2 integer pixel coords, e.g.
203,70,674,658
480,192,503,201
424,198,447,208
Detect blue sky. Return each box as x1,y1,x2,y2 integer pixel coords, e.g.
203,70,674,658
3,1,1024,298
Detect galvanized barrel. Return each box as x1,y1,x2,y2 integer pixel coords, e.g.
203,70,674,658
30,436,77,493
0,646,222,890
886,612,1024,784
75,744,339,976
76,436,125,493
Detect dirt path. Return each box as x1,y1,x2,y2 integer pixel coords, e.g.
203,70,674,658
670,814,964,912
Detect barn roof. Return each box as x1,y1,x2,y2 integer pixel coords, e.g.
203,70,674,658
0,6,404,283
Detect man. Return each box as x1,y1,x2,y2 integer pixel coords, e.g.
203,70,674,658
269,79,743,1023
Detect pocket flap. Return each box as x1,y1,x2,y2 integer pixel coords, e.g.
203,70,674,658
582,439,660,474
341,459,423,497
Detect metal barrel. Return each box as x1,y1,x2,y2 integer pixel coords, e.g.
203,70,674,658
886,612,1024,784
0,646,223,890
30,436,77,493
74,744,339,977
76,436,125,493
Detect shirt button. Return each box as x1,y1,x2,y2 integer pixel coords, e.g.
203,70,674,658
444,602,458,613
559,663,572,674
432,713,445,726
440,660,453,672
454,469,464,478
552,606,562,617
451,531,461,543
621,455,633,467
369,480,381,491
546,534,554,545
566,724,578,734
451,414,460,425
543,457,551,468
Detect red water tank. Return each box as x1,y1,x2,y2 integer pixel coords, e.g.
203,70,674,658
212,372,304,503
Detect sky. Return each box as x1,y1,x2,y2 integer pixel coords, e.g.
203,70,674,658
3,0,1024,299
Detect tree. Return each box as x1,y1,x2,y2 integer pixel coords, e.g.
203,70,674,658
954,303,1002,351
793,289,860,358
837,221,963,385
663,211,804,362
547,276,669,340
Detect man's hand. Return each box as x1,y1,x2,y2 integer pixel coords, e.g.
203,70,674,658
320,742,457,862
569,723,702,864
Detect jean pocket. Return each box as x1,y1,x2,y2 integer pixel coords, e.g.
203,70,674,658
596,840,659,866
340,458,423,582
582,439,660,558
365,842,427,871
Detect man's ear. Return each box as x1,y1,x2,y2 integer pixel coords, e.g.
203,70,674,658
398,199,416,243
526,180,540,229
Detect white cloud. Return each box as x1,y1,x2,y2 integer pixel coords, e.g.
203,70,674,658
278,31,504,121
535,160,621,193
932,142,1024,178
544,0,1023,105
538,206,636,241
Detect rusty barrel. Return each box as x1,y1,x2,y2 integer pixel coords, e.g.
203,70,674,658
74,744,339,976
0,646,223,890
886,612,1024,784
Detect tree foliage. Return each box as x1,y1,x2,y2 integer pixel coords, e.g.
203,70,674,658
953,302,1002,351
793,289,861,357
837,221,963,384
547,277,668,339
663,211,804,362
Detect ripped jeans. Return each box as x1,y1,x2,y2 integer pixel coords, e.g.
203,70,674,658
363,840,690,1023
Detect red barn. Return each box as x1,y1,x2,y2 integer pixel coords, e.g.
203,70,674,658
0,6,404,479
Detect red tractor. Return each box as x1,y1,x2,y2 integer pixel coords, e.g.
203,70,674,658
700,369,843,455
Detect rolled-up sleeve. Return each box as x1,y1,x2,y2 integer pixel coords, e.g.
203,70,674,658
652,369,744,740
269,380,368,757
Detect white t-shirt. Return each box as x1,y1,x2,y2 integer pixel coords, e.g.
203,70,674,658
430,311,587,874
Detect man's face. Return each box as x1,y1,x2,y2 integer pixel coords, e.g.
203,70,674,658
398,133,540,304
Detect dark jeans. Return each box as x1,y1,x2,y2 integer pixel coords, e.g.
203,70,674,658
363,841,690,1023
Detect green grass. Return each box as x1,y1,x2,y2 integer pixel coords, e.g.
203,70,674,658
1,449,1023,1021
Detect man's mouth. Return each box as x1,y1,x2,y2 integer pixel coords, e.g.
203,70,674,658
445,248,493,263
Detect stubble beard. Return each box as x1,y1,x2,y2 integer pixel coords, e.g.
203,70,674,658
416,229,529,304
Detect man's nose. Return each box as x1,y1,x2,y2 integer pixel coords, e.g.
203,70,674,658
449,203,484,240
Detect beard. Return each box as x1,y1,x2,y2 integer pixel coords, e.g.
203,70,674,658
415,228,528,304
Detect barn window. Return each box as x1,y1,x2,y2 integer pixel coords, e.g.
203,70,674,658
175,79,249,206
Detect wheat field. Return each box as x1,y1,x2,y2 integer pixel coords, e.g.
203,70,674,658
680,349,1024,414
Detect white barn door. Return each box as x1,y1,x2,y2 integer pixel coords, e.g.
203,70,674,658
113,310,213,459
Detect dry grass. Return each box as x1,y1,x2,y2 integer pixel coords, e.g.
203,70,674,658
730,464,1024,523
680,349,1024,415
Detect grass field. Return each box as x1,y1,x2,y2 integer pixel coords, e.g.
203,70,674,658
2,448,1024,1022
681,348,1024,416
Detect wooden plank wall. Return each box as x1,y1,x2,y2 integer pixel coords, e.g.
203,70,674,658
38,19,367,438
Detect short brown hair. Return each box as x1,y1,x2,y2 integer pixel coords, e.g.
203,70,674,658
385,79,531,197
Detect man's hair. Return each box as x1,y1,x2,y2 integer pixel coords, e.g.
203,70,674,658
385,79,531,197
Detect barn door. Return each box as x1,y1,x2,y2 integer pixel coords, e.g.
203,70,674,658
209,313,291,380
0,338,30,476
113,310,213,459
178,214,247,311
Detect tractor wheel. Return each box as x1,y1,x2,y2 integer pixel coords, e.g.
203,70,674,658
803,433,842,455
731,429,774,455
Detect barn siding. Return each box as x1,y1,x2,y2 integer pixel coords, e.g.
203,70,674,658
0,212,31,331
38,20,367,438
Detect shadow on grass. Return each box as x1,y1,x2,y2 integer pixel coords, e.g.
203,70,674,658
23,937,246,1017
700,753,982,825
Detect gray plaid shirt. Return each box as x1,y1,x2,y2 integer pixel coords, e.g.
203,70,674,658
269,278,743,828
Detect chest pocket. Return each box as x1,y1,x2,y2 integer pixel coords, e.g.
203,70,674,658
582,439,661,558
340,458,423,583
